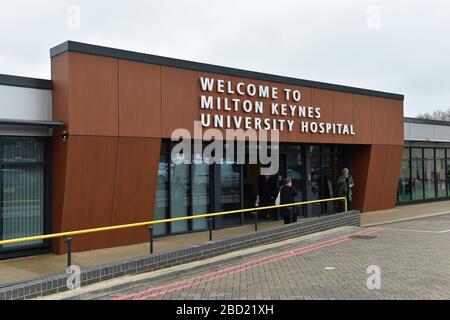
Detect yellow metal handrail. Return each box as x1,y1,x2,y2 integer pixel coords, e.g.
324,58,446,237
0,197,347,246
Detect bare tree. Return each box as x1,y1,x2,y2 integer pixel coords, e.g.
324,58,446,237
417,108,450,121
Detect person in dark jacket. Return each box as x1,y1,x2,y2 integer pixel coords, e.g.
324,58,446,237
258,174,278,218
280,178,298,224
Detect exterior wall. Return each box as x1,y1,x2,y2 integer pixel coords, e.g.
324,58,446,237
51,49,404,254
0,84,52,136
404,119,450,143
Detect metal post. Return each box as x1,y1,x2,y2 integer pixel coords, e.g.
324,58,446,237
253,211,258,232
147,225,154,255
208,218,213,242
63,237,72,268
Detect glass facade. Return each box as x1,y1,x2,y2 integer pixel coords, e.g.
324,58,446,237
154,140,348,237
0,137,49,253
398,145,450,203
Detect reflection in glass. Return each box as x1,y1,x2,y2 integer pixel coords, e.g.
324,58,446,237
192,153,209,231
1,165,44,248
309,146,322,216
286,145,304,217
322,146,335,214
398,147,411,202
411,149,424,200
1,138,45,251
398,159,412,201
154,146,168,236
170,158,190,233
219,163,241,226
436,149,446,198
423,149,435,199
1,138,44,163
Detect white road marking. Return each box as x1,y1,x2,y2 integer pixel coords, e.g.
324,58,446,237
382,228,450,234
325,267,335,270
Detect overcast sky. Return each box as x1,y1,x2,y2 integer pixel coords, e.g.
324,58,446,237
1,0,449,117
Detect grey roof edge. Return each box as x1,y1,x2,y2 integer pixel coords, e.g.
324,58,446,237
0,74,52,90
50,41,404,101
0,118,64,127
404,117,450,127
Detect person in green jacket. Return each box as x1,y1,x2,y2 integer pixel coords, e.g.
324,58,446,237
337,168,355,211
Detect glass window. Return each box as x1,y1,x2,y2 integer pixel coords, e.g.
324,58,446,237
322,146,335,214
411,148,424,200
308,146,322,216
447,149,450,197
170,159,190,233
191,150,209,231
423,149,436,199
436,149,447,197
1,138,46,250
286,145,304,217
1,138,44,163
398,158,412,202
219,162,242,227
403,148,410,160
153,144,168,236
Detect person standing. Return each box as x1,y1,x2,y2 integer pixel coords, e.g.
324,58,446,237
258,174,278,218
337,168,355,211
280,178,298,224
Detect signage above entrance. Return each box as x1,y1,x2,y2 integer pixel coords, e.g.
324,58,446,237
199,77,356,135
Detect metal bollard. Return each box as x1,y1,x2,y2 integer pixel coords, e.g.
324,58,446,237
253,211,258,232
208,218,213,241
147,225,154,255
63,237,72,268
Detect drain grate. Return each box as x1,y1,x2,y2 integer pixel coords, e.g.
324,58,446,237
348,235,378,240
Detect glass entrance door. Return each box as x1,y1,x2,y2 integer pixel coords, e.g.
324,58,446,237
217,162,242,227
285,145,305,217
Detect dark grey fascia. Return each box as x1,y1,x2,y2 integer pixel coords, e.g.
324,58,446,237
0,118,64,127
0,74,52,90
404,117,450,127
50,41,404,101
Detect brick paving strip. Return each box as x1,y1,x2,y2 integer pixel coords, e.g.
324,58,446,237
0,211,360,300
114,227,383,300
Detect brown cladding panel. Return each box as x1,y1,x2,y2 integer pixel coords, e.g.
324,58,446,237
68,52,119,136
51,53,69,137
358,144,403,212
352,94,372,145
161,67,199,138
55,136,118,253
51,137,68,252
351,145,371,212
332,92,354,144
119,60,162,138
311,89,333,144
109,137,161,247
388,99,404,146
381,145,403,208
371,97,390,145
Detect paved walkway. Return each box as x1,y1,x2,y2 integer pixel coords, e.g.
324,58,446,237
1,200,449,286
361,200,450,226
96,214,450,300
